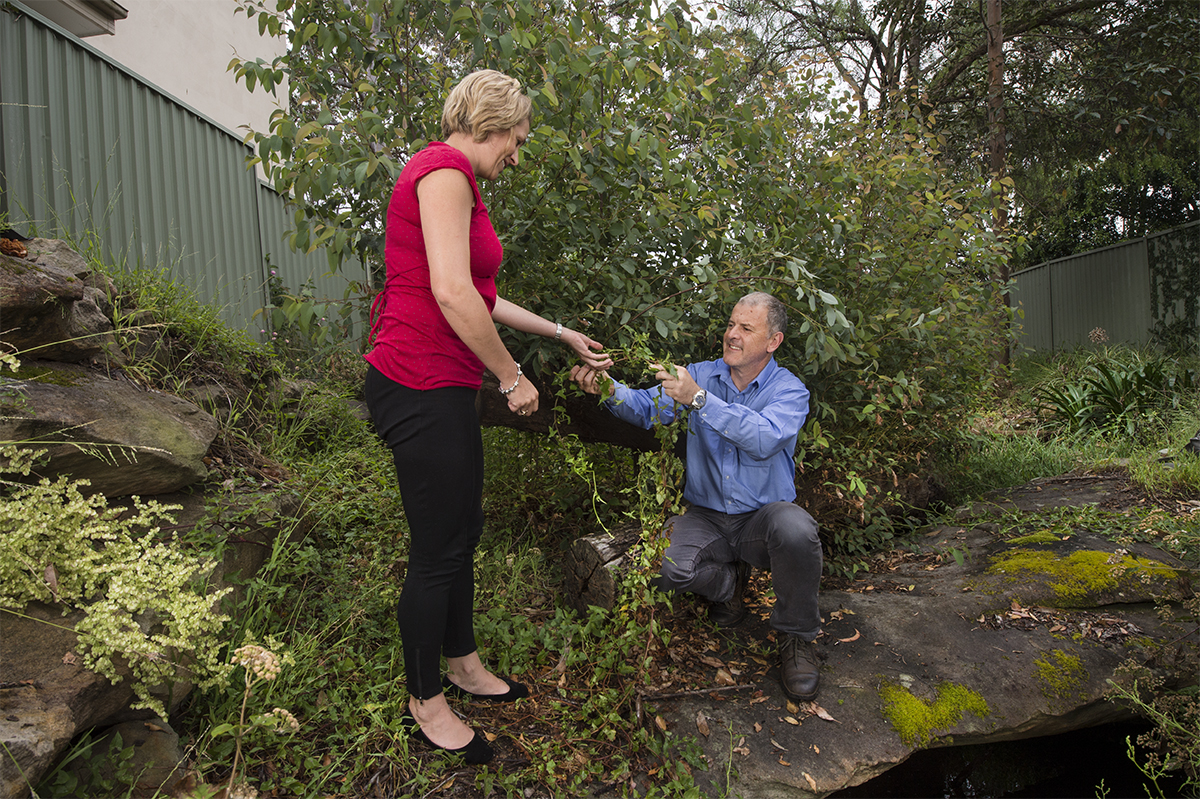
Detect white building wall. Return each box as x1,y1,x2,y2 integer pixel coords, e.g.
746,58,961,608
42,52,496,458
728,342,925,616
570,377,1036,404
86,0,287,141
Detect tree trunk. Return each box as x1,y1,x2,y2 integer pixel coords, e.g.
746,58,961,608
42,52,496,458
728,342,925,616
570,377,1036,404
987,0,1011,367
560,520,645,614
476,370,659,451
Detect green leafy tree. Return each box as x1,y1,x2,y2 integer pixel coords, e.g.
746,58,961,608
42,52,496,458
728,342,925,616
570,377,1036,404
718,0,1200,265
230,0,1012,558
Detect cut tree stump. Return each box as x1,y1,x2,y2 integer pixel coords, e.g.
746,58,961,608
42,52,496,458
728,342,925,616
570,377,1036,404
562,520,647,614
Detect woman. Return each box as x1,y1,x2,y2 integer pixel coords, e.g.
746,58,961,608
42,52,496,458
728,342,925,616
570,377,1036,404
364,69,611,764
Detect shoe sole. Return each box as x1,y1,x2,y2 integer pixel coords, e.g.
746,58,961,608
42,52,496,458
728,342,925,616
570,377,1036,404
782,685,819,702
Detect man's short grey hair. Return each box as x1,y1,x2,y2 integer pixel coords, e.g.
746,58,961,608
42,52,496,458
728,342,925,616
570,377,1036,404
737,292,788,337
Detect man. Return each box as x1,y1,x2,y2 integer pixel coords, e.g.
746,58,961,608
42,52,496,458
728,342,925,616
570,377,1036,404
570,291,823,700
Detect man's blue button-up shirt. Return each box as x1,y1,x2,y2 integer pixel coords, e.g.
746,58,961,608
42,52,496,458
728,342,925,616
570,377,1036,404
605,357,810,515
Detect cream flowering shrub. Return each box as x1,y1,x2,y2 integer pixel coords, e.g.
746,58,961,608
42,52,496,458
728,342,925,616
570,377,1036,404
0,445,233,718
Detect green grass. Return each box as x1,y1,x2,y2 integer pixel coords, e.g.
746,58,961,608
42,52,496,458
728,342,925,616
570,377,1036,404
938,347,1200,506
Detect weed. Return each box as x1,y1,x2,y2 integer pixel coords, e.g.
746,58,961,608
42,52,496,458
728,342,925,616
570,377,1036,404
1033,346,1198,441
1105,592,1200,798
33,731,141,799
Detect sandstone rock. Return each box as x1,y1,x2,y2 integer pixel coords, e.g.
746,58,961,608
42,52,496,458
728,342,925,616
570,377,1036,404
68,719,190,798
0,484,304,799
0,362,217,496
647,476,1191,798
0,240,115,363
0,603,137,799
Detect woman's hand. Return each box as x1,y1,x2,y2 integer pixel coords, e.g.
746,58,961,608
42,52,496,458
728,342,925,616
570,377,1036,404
507,376,539,417
562,328,613,371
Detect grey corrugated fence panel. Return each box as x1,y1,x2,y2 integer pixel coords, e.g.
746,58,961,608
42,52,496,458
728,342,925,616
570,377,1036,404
1012,223,1200,352
1010,262,1053,351
0,2,363,339
1053,239,1150,349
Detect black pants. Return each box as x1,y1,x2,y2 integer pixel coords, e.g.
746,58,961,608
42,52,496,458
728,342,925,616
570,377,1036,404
365,366,484,700
659,503,822,640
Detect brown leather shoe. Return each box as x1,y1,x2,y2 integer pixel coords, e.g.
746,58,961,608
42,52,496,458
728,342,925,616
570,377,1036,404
780,634,820,701
708,561,750,627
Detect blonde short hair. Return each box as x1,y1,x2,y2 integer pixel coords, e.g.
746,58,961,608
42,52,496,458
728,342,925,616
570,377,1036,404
441,70,532,142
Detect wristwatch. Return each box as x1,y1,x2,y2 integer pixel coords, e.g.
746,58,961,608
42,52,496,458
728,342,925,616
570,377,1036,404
690,389,707,410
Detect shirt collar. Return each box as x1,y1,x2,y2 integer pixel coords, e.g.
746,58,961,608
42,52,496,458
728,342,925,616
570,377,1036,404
715,356,777,393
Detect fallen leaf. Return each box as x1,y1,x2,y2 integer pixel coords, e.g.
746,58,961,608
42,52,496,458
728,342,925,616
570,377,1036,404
803,772,818,791
750,695,770,705
699,655,724,669
553,646,570,675
696,711,710,737
754,722,762,732
837,629,861,643
484,731,498,742
813,744,820,754
784,716,800,725
715,668,735,686
807,703,839,723
144,722,165,733
771,739,787,751
734,746,750,756
786,700,800,714
61,652,80,666
655,716,668,732
779,757,791,766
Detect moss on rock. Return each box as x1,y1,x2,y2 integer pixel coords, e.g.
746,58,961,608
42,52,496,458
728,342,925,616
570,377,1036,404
986,548,1178,607
11,365,81,387
879,680,990,748
1034,649,1088,706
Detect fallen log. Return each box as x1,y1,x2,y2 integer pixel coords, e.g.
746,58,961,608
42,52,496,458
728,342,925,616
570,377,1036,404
561,520,647,614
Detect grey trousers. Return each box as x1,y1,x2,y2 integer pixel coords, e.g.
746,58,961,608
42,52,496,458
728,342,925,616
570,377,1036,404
658,502,822,640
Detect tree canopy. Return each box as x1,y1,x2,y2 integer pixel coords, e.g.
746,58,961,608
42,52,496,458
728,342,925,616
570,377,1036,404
718,0,1200,266
230,0,1014,544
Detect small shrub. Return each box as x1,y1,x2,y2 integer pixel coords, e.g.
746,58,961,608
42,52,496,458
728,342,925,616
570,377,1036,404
1035,347,1199,440
0,447,232,719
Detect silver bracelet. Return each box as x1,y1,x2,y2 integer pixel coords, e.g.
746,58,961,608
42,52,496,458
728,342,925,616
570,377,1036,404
499,362,523,395
554,322,563,341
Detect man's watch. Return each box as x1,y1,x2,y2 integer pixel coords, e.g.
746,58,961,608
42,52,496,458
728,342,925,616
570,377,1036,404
690,389,707,410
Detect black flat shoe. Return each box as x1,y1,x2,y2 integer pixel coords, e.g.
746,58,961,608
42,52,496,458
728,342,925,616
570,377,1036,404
399,707,494,764
442,675,530,703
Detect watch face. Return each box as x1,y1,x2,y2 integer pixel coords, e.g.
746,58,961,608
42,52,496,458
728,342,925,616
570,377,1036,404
692,390,706,409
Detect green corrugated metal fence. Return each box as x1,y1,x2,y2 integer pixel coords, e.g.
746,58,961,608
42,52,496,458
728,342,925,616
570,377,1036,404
0,1,365,339
1012,221,1199,354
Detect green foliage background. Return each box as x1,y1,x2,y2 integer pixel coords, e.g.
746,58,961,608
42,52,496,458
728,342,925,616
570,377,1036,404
231,0,1015,565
